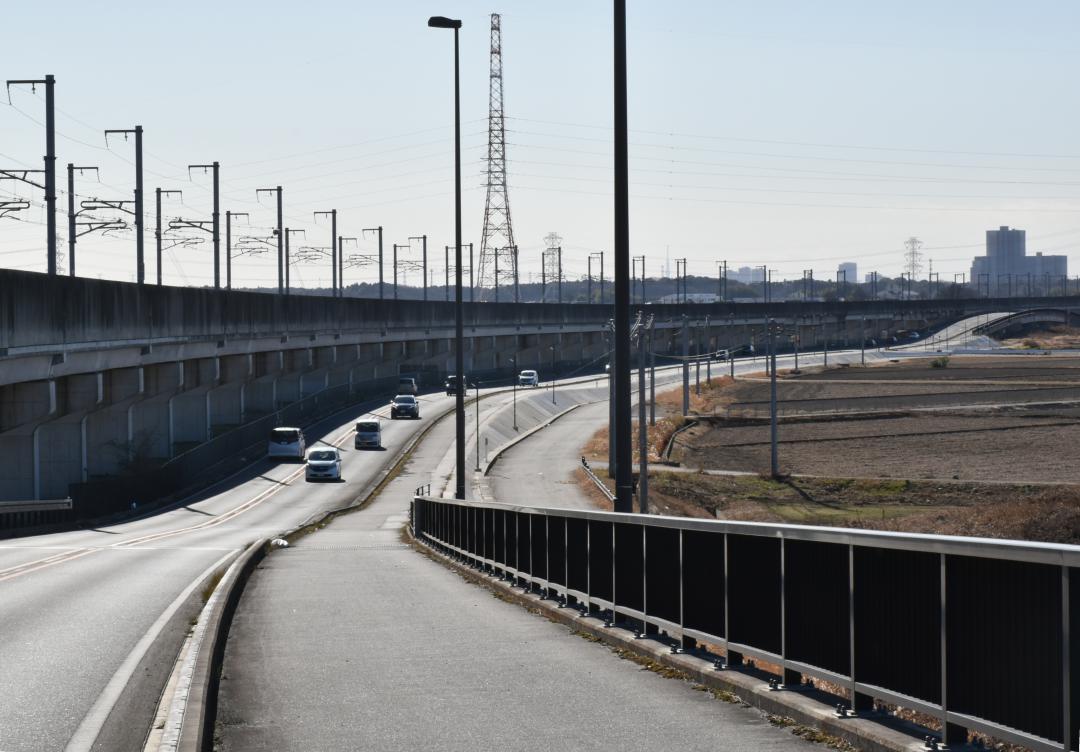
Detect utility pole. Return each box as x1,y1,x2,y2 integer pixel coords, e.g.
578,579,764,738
188,162,221,287
637,314,651,514
6,76,56,274
66,163,99,277
768,319,780,478
681,314,690,415
409,235,428,301
105,126,144,283
225,210,249,289
285,228,305,295
393,243,409,299
362,226,384,299
315,210,338,296
648,317,656,426
256,186,284,293
155,187,182,286
445,245,451,301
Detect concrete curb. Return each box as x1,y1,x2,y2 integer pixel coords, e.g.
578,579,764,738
168,400,462,750
410,532,932,752
481,402,584,476
167,385,524,749
178,539,268,752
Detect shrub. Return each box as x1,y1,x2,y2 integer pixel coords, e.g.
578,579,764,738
930,356,950,369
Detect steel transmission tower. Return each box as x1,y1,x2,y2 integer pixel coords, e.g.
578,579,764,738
542,231,562,302
477,13,517,301
904,236,924,280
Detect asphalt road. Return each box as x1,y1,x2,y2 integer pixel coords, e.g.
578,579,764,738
0,346,890,751
0,385,493,752
216,391,815,752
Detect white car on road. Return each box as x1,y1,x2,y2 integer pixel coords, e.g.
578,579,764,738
518,369,539,387
305,447,342,481
268,427,306,461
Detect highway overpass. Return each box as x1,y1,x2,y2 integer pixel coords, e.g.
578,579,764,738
2,267,1077,508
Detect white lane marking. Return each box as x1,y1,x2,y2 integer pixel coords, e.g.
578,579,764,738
63,549,238,752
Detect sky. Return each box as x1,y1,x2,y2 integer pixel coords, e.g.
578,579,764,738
2,0,1078,290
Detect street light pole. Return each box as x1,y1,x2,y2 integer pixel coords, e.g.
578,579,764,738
613,0,633,511
429,14,467,499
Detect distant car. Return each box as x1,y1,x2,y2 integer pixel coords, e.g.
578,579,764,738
354,419,382,449
390,394,420,419
518,369,539,387
397,377,418,395
445,374,467,396
268,427,306,461
305,446,342,481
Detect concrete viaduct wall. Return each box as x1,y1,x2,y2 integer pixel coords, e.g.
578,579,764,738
0,268,1068,501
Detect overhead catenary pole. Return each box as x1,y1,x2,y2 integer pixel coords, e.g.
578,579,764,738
768,319,779,478
315,210,338,296
224,211,249,290
256,186,284,293
362,226,384,299
66,163,99,277
681,315,690,415
409,235,428,301
104,126,145,283
154,187,181,286
187,162,221,287
6,76,56,274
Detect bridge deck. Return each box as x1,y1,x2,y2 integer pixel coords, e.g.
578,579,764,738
215,399,813,752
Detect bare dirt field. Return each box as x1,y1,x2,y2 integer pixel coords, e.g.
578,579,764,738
580,354,1080,543
677,355,1080,484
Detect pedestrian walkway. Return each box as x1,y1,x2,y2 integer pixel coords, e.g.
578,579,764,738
214,410,816,752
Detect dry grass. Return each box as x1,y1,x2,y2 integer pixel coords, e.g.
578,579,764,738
644,470,1080,544
1002,325,1080,350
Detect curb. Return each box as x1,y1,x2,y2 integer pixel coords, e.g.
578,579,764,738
409,530,933,752
482,402,584,476
165,385,517,749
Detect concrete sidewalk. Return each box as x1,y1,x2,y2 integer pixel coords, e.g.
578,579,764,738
215,410,815,752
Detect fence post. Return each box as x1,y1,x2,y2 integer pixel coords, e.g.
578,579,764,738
1063,566,1071,751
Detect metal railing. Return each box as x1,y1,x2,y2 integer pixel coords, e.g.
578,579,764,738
411,497,1080,752
0,498,73,532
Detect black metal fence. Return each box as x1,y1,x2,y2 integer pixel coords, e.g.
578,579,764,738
412,497,1080,752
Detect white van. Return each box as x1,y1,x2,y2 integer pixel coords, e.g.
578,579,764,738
354,419,382,449
268,426,306,461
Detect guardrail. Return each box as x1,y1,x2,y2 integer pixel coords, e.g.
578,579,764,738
411,497,1079,752
0,498,73,532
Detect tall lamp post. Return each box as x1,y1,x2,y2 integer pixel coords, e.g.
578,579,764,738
429,14,467,500
612,0,633,512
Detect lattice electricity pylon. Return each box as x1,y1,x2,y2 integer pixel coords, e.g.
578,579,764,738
477,12,517,301
541,244,562,303
0,199,30,219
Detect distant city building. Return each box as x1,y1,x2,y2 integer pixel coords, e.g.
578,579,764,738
837,262,857,283
970,226,1067,294
863,272,877,283
731,266,765,284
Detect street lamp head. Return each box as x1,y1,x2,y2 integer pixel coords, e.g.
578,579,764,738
428,16,462,29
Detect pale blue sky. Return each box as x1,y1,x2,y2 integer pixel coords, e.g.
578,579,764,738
2,1,1078,288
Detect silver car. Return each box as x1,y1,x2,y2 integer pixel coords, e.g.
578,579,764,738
305,447,342,481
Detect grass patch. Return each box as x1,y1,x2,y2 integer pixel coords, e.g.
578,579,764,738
200,566,227,604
